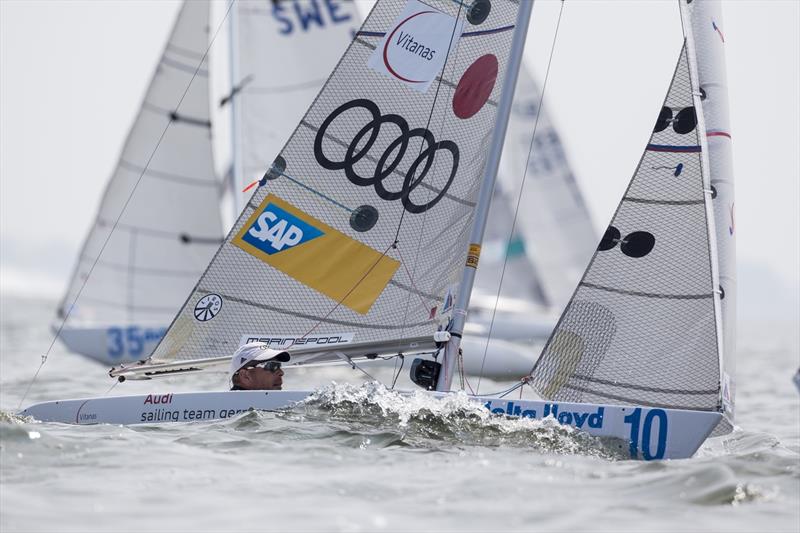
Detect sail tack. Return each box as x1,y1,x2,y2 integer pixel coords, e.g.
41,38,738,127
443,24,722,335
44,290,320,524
150,0,523,365
530,44,723,414
59,2,223,327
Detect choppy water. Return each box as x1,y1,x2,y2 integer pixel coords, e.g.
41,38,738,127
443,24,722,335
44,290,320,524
1,294,798,532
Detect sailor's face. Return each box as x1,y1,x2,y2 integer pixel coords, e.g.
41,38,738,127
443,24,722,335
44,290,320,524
246,365,284,390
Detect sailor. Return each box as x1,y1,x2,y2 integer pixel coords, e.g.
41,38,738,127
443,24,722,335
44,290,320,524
228,342,290,391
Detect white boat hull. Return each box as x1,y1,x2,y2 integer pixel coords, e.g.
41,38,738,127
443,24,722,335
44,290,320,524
57,325,166,365
20,390,720,460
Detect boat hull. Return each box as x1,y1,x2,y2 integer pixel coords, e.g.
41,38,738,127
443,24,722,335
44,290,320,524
20,390,720,460
57,325,166,365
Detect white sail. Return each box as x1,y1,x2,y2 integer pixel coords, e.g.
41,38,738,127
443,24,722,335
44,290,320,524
529,37,726,419
148,0,523,366
58,2,223,355
232,0,360,197
686,0,736,421
476,63,596,311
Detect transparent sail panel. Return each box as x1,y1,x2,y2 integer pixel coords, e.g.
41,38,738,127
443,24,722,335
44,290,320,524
236,0,360,192
529,45,721,413
477,63,596,311
150,0,522,364
58,1,223,327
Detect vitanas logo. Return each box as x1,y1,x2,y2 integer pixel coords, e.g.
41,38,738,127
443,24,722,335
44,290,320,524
241,203,324,255
367,0,463,93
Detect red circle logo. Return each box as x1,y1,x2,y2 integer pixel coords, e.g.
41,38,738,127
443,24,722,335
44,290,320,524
452,54,498,119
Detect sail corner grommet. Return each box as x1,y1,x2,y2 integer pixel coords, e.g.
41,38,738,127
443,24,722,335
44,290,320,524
263,155,287,182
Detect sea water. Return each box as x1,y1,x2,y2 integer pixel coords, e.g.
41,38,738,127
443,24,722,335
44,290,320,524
1,294,798,533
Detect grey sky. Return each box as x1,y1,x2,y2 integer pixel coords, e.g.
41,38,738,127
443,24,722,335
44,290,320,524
1,0,798,316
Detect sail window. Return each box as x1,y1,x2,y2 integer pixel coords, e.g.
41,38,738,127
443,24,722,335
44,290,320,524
619,231,655,258
467,0,491,25
350,205,379,232
598,226,621,251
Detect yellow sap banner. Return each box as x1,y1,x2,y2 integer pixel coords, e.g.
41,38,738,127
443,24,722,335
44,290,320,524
232,194,399,314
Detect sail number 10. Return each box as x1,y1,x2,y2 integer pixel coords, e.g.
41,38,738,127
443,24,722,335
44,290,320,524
624,408,668,460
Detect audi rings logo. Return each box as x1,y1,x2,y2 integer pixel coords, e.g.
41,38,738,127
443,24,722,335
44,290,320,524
313,99,459,214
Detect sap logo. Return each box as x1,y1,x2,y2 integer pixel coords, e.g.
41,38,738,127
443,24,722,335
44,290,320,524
272,0,352,35
241,203,323,255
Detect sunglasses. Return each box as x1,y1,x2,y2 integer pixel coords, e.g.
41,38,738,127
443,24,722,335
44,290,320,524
252,361,282,372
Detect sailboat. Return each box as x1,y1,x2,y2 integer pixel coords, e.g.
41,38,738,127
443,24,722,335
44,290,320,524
23,0,735,460
55,0,592,379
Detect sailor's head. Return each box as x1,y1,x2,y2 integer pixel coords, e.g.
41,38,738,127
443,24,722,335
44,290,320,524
229,342,290,391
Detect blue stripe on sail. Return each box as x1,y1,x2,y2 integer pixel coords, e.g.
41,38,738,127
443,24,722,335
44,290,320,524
356,25,514,39
646,144,702,153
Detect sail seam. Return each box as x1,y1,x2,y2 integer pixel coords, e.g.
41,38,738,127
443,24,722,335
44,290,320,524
161,56,208,77
95,219,220,243
570,374,718,395
77,296,176,314
558,383,719,412
247,79,327,94
165,43,205,61
119,160,217,188
210,291,433,330
623,196,705,206
580,282,713,300
141,102,211,128
79,257,203,278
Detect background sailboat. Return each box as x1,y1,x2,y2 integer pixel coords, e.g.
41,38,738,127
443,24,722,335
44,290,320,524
55,0,360,364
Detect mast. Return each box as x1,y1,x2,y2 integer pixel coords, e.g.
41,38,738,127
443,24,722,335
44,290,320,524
436,0,535,392
228,0,245,216
682,0,737,420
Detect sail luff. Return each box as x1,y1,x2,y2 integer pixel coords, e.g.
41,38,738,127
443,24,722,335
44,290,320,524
680,1,725,416
436,0,535,392
685,0,737,426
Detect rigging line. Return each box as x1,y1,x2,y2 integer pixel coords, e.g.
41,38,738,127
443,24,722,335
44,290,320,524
283,241,398,350
390,355,405,390
17,0,237,410
391,0,465,246
396,1,466,339
393,246,434,316
475,0,567,395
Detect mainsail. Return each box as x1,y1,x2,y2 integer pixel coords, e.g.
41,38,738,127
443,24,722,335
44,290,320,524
529,0,733,428
149,0,523,365
58,2,223,329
